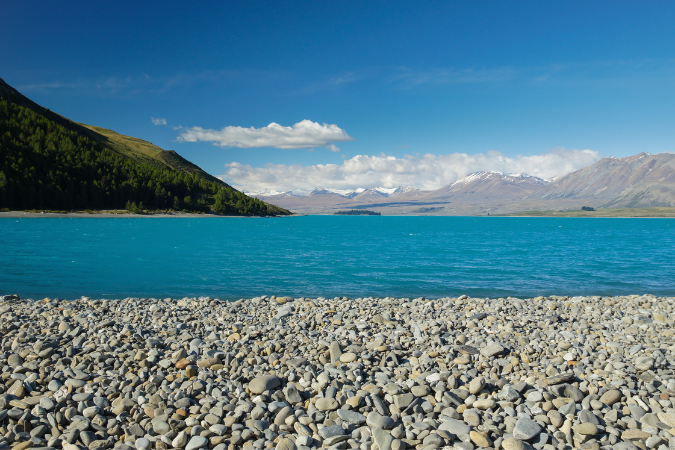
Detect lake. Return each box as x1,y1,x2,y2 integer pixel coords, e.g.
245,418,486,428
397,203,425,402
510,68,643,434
1,216,673,300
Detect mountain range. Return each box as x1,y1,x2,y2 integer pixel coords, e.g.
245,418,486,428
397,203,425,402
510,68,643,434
250,152,675,215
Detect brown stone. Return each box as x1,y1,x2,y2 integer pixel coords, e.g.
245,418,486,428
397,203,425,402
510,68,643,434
175,358,191,369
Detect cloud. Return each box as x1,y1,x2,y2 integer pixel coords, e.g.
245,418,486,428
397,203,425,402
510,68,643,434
176,120,354,149
391,67,518,89
296,72,360,95
223,148,602,193
151,117,167,126
326,144,341,152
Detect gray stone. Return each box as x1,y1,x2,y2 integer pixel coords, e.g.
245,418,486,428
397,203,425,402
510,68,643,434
185,436,208,450
337,409,366,424
513,417,542,440
480,343,504,358
249,374,281,394
367,411,395,429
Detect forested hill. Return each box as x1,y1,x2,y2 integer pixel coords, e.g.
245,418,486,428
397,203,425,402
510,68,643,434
0,78,290,216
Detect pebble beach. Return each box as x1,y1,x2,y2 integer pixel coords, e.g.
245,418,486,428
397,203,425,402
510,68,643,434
1,294,674,450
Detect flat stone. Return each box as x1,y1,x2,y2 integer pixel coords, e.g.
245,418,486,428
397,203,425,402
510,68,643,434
276,438,297,450
457,345,479,355
329,341,342,363
438,418,471,437
599,389,621,406
284,383,302,404
502,437,533,450
470,430,492,448
249,374,281,394
572,423,598,436
635,357,654,371
469,377,485,394
621,429,651,441
546,372,574,385
339,352,357,363
318,424,344,439
135,438,150,450
373,428,394,450
513,416,542,440
480,343,504,358
315,397,339,411
185,435,208,450
366,411,395,429
7,380,25,398
393,393,414,409
337,409,366,424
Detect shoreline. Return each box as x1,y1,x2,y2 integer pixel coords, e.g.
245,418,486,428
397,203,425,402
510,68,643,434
2,210,675,219
1,293,673,450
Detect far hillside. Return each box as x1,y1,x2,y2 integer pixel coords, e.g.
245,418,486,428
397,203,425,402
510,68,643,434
0,77,290,216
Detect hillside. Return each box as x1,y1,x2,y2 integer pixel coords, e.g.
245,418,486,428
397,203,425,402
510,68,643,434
537,152,675,207
0,78,290,216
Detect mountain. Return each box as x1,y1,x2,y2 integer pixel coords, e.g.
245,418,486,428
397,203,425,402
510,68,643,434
247,154,675,214
537,152,675,207
0,77,289,216
425,171,549,202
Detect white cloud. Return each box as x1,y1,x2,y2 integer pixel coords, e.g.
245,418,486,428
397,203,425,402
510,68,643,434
176,120,354,149
223,148,602,193
326,144,341,152
151,117,167,126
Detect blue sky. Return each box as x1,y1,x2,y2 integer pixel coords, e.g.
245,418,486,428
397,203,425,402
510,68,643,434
3,1,675,192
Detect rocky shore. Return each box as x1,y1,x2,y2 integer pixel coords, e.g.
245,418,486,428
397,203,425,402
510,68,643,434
1,294,674,450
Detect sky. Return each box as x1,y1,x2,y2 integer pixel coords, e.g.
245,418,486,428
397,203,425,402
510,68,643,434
3,1,675,193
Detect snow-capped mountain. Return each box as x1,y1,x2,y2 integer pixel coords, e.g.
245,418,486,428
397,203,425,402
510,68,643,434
249,186,418,199
246,153,675,214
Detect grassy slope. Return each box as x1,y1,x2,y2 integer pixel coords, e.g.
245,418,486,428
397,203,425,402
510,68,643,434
78,124,226,186
502,207,675,217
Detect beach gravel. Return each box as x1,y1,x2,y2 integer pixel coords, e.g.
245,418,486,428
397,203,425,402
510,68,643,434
0,292,674,450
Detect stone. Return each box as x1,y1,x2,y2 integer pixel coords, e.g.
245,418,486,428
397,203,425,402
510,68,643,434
135,438,151,450
470,430,492,447
438,418,471,437
373,428,394,450
502,437,533,450
249,374,281,394
469,377,485,394
367,411,395,429
315,397,339,411
621,429,651,441
599,389,621,406
337,409,366,424
329,341,342,363
635,357,654,371
513,417,542,440
339,352,357,363
480,343,504,358
572,423,598,436
185,436,208,450
276,438,297,450
7,380,25,398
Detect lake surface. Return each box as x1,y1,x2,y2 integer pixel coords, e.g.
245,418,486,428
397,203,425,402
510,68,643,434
1,216,673,300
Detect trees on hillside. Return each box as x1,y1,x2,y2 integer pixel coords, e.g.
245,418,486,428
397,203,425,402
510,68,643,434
0,98,287,216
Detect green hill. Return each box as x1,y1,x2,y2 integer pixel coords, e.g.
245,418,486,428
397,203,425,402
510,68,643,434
0,77,290,216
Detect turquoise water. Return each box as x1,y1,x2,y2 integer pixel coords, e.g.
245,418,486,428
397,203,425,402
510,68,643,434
0,216,673,300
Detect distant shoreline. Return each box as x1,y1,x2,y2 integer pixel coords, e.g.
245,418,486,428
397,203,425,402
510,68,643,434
2,207,675,218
